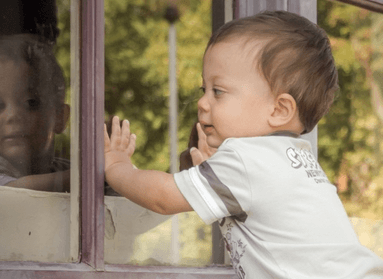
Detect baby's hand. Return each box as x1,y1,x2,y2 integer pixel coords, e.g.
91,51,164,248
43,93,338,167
190,122,217,165
104,116,136,172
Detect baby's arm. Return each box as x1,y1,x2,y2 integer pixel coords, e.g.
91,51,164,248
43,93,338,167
104,116,193,215
6,170,70,192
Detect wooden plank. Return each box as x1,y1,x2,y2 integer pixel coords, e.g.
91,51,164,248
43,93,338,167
81,0,105,270
0,263,236,278
70,0,81,263
333,0,383,13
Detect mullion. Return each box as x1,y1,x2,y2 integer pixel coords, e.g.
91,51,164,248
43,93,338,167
81,0,105,270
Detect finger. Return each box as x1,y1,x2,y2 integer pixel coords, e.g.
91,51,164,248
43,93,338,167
196,122,206,142
104,124,111,152
121,119,131,149
110,116,122,147
126,134,136,157
190,147,204,166
196,122,209,152
111,116,121,137
196,122,218,159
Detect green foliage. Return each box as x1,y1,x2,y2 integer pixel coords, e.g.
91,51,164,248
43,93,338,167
178,212,212,265
318,0,383,219
103,0,210,171
108,1,213,265
52,0,71,159
131,213,212,266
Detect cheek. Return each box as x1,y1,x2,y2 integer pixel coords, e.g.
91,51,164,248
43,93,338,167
30,124,56,153
29,112,56,141
30,108,55,127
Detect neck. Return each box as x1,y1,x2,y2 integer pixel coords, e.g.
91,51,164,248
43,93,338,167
8,155,54,176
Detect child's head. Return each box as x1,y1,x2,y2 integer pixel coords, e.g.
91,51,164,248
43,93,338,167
0,34,69,175
198,11,338,148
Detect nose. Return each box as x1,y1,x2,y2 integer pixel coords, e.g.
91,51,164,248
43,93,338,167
4,104,24,124
197,93,210,113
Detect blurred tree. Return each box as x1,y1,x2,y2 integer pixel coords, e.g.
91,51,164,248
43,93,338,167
54,0,210,169
318,0,383,218
103,0,210,171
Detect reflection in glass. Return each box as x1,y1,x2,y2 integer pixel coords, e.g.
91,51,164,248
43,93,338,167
103,0,213,266
0,34,70,192
0,0,73,263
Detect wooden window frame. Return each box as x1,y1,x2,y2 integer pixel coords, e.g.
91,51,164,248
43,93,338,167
333,0,383,13
0,0,321,277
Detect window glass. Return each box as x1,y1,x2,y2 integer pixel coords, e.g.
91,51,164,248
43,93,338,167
318,1,383,258
0,0,73,262
103,0,214,266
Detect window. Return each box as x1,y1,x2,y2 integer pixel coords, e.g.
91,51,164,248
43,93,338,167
0,0,75,264
5,0,379,277
103,0,214,266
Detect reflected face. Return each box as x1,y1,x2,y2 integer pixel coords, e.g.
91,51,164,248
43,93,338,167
0,59,57,174
198,41,275,148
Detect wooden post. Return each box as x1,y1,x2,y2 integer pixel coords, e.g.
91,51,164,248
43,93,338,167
81,0,105,270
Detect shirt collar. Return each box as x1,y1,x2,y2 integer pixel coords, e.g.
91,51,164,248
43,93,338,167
265,131,300,138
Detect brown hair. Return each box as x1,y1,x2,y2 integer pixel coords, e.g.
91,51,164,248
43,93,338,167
206,11,339,134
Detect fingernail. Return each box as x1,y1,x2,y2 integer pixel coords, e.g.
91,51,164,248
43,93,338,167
190,147,196,153
125,120,129,125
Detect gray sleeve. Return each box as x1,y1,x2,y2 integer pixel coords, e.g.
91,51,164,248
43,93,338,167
0,175,17,186
174,145,251,224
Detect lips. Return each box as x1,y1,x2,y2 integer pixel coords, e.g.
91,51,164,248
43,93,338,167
2,133,28,143
201,123,214,134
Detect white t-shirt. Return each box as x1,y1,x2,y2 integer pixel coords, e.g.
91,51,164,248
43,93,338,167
174,135,383,279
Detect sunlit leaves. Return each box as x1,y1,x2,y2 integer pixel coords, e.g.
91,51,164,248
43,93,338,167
318,0,383,219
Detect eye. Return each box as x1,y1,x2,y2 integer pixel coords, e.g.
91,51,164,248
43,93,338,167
213,88,224,96
0,102,4,111
27,98,41,109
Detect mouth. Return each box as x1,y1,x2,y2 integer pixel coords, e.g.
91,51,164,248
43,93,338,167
3,134,28,142
200,123,214,134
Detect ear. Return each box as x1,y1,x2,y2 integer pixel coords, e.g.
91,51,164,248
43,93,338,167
54,104,70,134
268,93,297,128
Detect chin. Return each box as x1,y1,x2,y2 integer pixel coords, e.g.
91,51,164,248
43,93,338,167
4,156,32,176
4,151,31,163
207,140,222,149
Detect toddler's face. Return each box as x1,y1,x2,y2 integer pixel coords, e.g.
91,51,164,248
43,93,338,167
0,60,58,173
198,41,275,148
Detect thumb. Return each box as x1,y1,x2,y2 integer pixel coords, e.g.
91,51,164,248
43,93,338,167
190,147,204,166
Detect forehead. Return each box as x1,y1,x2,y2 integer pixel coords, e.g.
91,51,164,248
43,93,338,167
0,59,52,104
203,39,262,75
0,59,31,92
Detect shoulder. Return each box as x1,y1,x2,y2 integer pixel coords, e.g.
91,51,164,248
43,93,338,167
0,175,17,186
51,157,71,172
220,136,312,155
0,156,22,178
